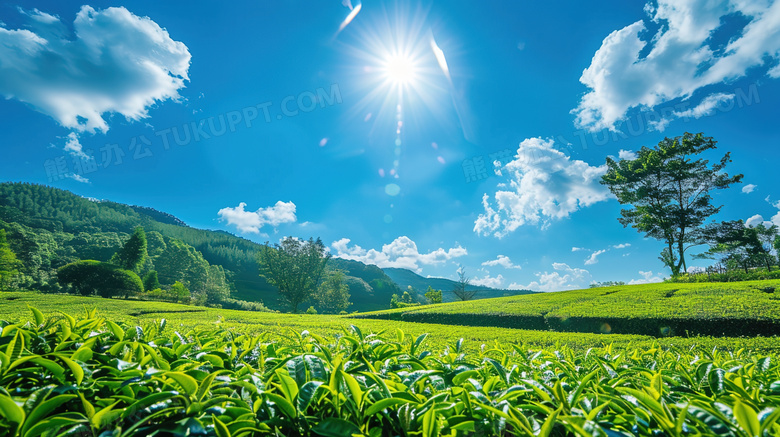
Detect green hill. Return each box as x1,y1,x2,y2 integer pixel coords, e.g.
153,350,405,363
352,279,780,337
381,267,535,302
0,182,402,311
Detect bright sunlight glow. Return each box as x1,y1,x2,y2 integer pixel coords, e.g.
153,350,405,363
383,54,417,85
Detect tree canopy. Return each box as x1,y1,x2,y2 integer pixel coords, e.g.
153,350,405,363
697,221,779,273
58,260,143,298
601,133,743,276
425,286,443,304
111,227,147,271
0,229,21,289
257,237,330,313
315,269,352,314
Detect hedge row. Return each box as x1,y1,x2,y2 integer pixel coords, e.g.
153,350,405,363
352,310,780,338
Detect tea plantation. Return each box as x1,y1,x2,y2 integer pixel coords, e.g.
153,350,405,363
353,280,780,338
2,285,780,436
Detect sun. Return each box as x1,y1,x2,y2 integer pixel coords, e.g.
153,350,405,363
382,53,417,85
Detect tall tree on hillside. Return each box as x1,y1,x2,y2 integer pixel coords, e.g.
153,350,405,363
0,229,21,289
112,227,147,272
601,133,743,276
257,237,330,313
452,266,476,301
315,269,352,314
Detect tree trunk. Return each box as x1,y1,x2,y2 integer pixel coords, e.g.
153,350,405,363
677,239,687,274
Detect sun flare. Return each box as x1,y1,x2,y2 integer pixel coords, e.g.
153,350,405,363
383,53,417,85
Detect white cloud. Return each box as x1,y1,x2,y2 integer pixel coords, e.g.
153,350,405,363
330,236,467,273
745,214,768,228
512,263,592,292
618,149,637,160
584,249,607,265
471,274,505,288
481,255,521,269
742,184,757,194
66,173,90,184
571,247,585,252
474,138,611,237
62,132,89,159
673,93,735,119
218,201,297,234
628,270,665,285
0,6,190,133
573,0,780,132
747,211,780,228
755,197,780,228
612,243,631,249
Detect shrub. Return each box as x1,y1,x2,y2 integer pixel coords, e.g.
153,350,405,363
669,268,780,283
306,306,318,314
220,297,272,312
58,260,143,298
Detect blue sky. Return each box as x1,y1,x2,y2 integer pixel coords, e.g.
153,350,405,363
2,0,779,291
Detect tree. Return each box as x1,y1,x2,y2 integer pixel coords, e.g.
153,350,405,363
390,291,419,308
0,229,21,289
698,220,776,273
142,270,161,291
452,266,476,301
753,223,779,271
316,269,352,314
257,237,330,313
204,265,231,304
112,227,147,272
424,286,443,304
58,260,143,298
169,281,190,303
155,238,208,290
775,235,780,266
601,133,743,276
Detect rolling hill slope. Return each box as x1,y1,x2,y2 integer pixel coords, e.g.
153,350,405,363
351,279,780,337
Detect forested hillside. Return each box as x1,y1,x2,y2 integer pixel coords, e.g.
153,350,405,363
0,182,404,310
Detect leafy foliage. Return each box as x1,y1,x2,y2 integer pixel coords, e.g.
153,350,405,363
315,270,352,314
142,270,161,292
57,260,143,298
111,226,147,272
391,290,420,309
697,220,779,273
2,306,780,436
257,237,330,313
602,133,743,276
424,286,443,304
0,229,21,289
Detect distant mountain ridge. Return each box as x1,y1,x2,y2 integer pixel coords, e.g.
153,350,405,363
382,267,535,302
